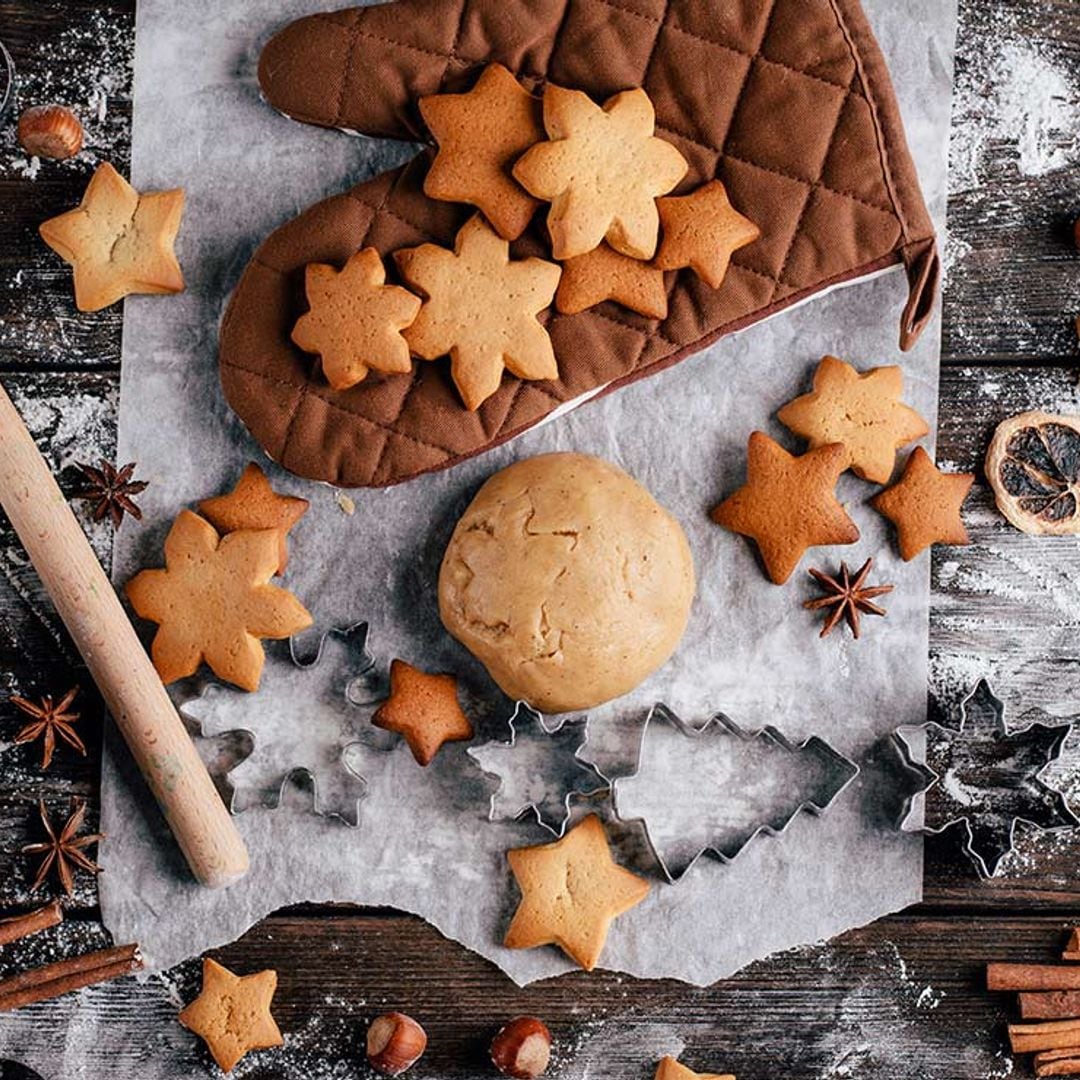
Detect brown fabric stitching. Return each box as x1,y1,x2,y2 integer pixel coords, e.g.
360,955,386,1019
332,15,364,128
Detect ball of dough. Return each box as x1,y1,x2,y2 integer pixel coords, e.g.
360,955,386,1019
438,453,695,713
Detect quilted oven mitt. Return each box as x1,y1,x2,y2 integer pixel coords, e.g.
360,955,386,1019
220,0,940,488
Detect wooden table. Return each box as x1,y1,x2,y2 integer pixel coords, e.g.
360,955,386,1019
2,0,1080,1076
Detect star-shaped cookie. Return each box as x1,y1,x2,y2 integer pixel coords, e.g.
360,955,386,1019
555,243,668,319
420,63,543,241
777,355,929,484
372,659,474,766
125,510,313,691
291,248,421,391
654,180,760,288
503,814,650,971
395,215,561,410
178,958,283,1073
655,1056,735,1080
199,462,309,576
871,446,973,560
513,86,688,260
710,433,859,585
39,162,184,312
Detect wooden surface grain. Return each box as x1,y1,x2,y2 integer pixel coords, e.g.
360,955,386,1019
3,0,1080,1076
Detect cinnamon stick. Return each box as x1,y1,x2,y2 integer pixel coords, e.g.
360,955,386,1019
1022,992,1080,1020
0,943,141,1013
1009,1019,1080,1054
1036,1048,1080,1066
1036,1049,1080,1077
989,963,1080,991
0,901,63,947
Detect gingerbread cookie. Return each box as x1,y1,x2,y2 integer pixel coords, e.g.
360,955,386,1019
555,244,668,319
395,215,561,410
513,86,688,260
420,64,543,241
655,180,759,288
711,433,859,585
179,958,283,1073
504,814,650,971
125,510,312,691
291,248,420,391
198,462,309,575
39,162,184,312
372,659,474,766
871,446,973,560
777,356,929,484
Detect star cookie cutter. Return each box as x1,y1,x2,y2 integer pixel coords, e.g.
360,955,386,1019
467,703,609,837
613,705,859,882
894,679,1078,878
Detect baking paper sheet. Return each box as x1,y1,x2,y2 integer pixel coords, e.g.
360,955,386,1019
98,0,958,985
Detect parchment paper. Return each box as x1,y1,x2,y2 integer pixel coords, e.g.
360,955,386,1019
100,0,958,985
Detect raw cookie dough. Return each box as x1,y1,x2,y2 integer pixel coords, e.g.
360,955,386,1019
438,453,695,713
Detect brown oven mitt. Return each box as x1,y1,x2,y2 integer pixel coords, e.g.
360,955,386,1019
220,0,939,488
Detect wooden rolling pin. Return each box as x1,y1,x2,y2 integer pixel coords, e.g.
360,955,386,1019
0,382,249,888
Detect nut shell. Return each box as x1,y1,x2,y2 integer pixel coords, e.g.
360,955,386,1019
366,1012,427,1076
491,1016,553,1079
17,105,84,161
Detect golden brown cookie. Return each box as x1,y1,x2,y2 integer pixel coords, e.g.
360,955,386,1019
504,814,649,971
395,215,561,410
655,1056,735,1080
871,446,973,561
290,248,420,391
711,433,859,585
125,510,313,691
178,958,283,1073
198,462,309,576
371,659,474,766
777,356,929,484
654,180,759,288
39,162,184,312
555,243,668,319
513,86,688,261
420,64,543,241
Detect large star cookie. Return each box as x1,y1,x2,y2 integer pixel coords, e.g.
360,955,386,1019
513,86,688,260
504,814,650,971
556,243,668,319
39,162,184,312
179,958,283,1073
395,215,561,410
291,248,421,391
125,510,312,691
420,63,543,241
711,433,859,585
655,1056,735,1080
777,355,929,484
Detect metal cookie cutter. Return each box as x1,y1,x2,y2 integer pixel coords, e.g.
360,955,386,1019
613,704,859,883
894,679,1078,878
467,702,609,837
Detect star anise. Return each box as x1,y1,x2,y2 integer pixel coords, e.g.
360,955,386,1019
10,686,85,769
22,798,104,897
804,558,893,639
73,459,148,528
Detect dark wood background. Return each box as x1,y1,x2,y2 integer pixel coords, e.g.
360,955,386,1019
3,0,1080,1076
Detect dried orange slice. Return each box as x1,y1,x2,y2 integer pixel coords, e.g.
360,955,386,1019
986,410,1080,534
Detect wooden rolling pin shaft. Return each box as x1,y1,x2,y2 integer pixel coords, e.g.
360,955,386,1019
0,382,248,888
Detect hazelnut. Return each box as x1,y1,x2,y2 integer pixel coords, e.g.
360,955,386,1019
366,1012,427,1076
17,105,84,161
490,1016,552,1079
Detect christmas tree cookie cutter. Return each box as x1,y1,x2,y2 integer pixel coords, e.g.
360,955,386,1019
467,703,609,837
612,705,859,883
894,679,1078,878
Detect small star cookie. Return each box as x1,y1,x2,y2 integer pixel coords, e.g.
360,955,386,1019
777,356,929,484
555,243,668,319
198,462,310,576
178,958,283,1073
654,180,760,288
513,86,688,260
655,1056,735,1080
395,215,561,410
711,433,859,585
504,814,650,971
39,162,184,312
125,510,313,691
871,446,973,560
291,248,421,391
372,659,474,766
420,64,543,241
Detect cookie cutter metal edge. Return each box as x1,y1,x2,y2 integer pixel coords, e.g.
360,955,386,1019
612,704,860,883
